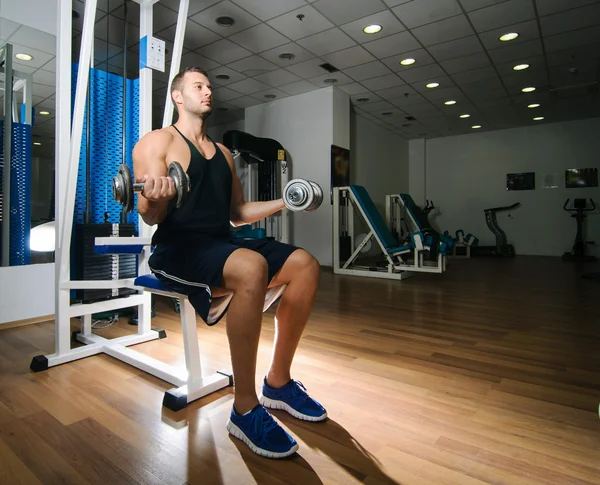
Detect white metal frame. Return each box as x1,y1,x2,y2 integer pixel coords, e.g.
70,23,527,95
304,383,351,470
32,0,231,411
333,187,445,281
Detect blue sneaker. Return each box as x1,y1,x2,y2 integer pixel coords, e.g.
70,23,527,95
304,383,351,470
226,404,299,459
259,379,327,422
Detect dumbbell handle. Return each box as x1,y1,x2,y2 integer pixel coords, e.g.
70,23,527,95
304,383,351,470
132,183,145,192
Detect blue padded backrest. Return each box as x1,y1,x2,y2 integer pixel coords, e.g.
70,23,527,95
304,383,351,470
350,186,398,250
399,194,428,231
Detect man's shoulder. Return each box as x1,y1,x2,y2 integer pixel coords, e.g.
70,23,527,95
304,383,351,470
135,128,175,152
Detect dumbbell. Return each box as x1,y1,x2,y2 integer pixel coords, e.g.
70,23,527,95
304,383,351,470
112,161,190,213
282,179,323,212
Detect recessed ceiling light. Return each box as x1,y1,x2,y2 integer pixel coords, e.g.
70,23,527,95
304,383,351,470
426,82,439,88
522,86,536,92
356,97,370,103
278,52,296,61
533,116,544,121
39,111,51,115
33,142,41,146
528,103,540,108
472,125,482,129
499,32,519,42
215,74,230,80
460,114,470,118
15,53,33,61
215,16,235,27
400,58,416,66
264,94,277,99
382,112,393,116
444,100,456,105
324,78,338,84
513,63,529,71
363,24,382,34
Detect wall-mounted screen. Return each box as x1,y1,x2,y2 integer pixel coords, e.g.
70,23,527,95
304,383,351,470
506,172,535,191
565,168,598,188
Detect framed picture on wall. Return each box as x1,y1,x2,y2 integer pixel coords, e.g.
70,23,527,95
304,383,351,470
565,168,598,188
506,172,535,191
331,145,350,204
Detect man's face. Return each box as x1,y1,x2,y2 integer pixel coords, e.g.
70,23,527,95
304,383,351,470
178,72,213,118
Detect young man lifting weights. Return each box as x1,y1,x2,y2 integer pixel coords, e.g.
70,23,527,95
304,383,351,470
132,66,326,459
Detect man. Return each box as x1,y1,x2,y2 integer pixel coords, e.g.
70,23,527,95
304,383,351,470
132,66,326,459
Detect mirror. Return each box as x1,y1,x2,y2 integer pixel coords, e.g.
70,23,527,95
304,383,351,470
1,17,56,266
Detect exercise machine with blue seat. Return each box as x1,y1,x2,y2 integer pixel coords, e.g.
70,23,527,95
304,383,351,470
386,193,454,259
333,186,447,280
28,0,321,412
471,202,521,257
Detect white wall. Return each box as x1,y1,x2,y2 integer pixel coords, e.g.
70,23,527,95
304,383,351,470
0,263,55,324
351,113,409,213
207,119,245,145
245,87,349,266
413,118,600,257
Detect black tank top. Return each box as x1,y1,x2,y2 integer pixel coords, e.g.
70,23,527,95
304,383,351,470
151,126,232,245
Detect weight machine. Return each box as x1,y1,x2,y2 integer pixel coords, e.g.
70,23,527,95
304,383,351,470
471,202,521,257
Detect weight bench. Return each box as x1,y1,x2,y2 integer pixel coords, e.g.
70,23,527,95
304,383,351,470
34,236,285,412
334,186,447,280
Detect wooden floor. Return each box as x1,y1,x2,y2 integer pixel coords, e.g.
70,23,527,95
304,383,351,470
1,256,600,485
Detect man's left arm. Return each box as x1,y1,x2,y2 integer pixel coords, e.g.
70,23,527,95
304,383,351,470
219,143,286,226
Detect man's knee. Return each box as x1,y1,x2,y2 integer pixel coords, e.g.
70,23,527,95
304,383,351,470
294,249,321,281
223,249,268,292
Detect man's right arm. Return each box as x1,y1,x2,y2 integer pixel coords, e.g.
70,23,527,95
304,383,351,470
133,130,176,226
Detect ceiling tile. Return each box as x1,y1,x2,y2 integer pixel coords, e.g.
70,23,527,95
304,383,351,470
250,87,290,102
440,52,491,73
339,9,406,43
488,39,543,63
180,51,221,71
359,100,397,112
500,68,549,88
535,0,599,16
32,70,55,87
259,43,316,67
157,20,222,50
351,92,383,104
190,1,261,36
550,60,598,86
382,0,413,7
422,85,466,101
279,80,322,95
427,35,484,61
412,15,474,46
451,66,499,85
285,57,330,77
0,17,21,39
230,0,308,21
543,25,600,52
540,3,600,37
479,19,540,51
227,55,279,76
403,102,444,118
391,0,463,29
545,44,600,67
458,0,507,12
461,77,506,94
7,25,56,56
381,49,437,72
228,23,290,53
8,44,54,70
95,15,139,49
206,66,248,86
397,63,447,83
386,91,427,106
363,31,421,58
40,58,56,73
198,39,253,64
309,71,354,87
297,28,357,56
226,77,272,94
160,0,222,16
344,60,393,81
495,55,544,76
361,73,405,91
477,97,513,110
339,82,371,95
468,0,536,33
228,96,264,108
311,0,388,25
267,5,334,41
253,68,302,87
322,46,376,69
411,75,456,94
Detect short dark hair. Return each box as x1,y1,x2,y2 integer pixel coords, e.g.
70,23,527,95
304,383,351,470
170,66,208,110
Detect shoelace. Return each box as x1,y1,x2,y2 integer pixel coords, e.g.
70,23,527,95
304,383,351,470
252,407,280,435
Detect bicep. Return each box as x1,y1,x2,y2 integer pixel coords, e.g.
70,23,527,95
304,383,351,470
133,132,169,181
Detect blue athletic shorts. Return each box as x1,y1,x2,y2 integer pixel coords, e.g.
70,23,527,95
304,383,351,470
148,237,299,325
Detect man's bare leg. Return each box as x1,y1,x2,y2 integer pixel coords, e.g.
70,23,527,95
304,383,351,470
264,249,321,388
220,248,268,414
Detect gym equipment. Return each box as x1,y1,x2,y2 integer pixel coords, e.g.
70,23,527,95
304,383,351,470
334,186,447,281
472,202,521,257
562,198,597,262
32,0,235,412
223,129,290,243
111,161,190,213
283,179,323,212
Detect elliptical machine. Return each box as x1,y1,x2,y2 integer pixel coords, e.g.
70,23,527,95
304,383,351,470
472,202,521,257
562,198,597,262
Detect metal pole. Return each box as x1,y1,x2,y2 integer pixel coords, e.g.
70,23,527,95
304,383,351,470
121,0,128,223
2,43,13,266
